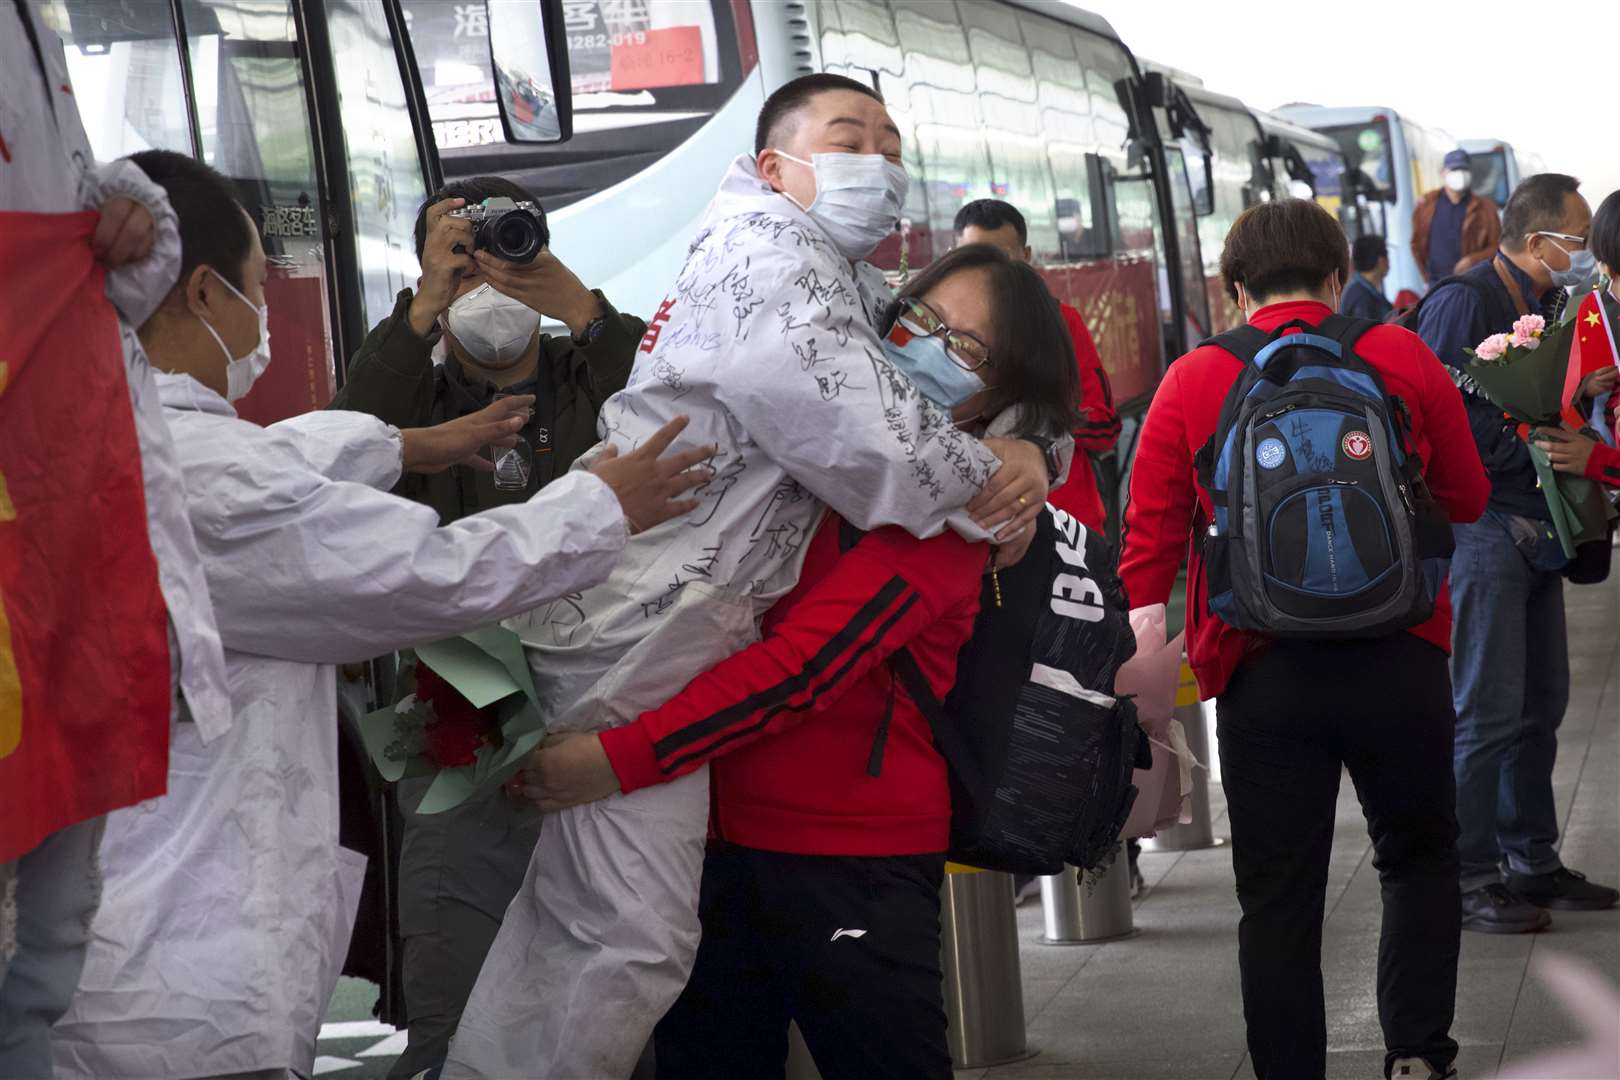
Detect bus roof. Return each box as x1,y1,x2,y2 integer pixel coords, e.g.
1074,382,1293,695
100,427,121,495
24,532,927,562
1273,104,1406,128
1000,0,1129,48
1458,138,1512,155
1255,110,1340,153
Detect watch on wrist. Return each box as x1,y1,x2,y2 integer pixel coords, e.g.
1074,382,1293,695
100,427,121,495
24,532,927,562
573,315,607,346
1022,434,1063,484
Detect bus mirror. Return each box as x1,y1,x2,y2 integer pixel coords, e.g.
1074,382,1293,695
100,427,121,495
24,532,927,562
487,0,573,144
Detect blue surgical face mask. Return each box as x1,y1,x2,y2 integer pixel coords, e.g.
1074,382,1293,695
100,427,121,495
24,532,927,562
1536,234,1600,291
881,332,985,408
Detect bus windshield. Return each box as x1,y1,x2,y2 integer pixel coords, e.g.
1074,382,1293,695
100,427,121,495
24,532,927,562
1468,148,1510,206
1321,119,1395,201
402,0,746,207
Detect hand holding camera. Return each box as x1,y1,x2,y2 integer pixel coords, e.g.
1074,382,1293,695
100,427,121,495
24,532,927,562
408,197,478,336
474,247,603,340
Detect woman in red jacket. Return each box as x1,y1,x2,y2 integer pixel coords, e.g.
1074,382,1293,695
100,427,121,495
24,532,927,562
519,243,1081,1080
1120,199,1489,1080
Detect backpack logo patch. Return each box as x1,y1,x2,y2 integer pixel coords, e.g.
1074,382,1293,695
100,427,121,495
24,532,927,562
1255,437,1287,470
1341,431,1373,460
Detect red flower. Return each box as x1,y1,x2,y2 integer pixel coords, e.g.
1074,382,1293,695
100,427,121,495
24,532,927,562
425,709,489,768
415,660,495,768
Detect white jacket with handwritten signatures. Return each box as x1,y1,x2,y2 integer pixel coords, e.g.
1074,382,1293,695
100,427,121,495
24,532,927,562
445,155,1003,1080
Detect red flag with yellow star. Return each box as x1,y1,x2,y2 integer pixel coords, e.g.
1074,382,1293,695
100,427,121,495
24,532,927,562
0,209,170,864
1563,291,1620,443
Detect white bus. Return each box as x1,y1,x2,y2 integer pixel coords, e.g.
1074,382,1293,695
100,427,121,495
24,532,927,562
1460,137,1545,208
1276,104,1456,304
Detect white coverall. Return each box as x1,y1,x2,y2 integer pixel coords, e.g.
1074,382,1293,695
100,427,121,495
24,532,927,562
445,154,1004,1080
49,375,631,1080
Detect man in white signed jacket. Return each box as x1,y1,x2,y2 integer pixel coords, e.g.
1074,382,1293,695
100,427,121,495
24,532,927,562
447,74,1064,1080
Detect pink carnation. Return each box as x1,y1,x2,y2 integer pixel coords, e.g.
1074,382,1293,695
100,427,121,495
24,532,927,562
1513,313,1546,337
1510,313,1545,349
1473,333,1511,361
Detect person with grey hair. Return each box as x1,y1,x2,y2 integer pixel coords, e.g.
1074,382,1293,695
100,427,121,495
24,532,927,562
1416,173,1619,935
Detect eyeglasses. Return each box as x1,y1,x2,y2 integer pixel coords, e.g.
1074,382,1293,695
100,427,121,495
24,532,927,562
893,297,992,371
1534,230,1588,250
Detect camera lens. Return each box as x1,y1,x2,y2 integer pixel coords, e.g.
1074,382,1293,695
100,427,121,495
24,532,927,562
487,209,544,263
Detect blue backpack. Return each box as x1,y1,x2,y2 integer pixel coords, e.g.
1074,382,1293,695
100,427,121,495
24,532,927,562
1192,314,1454,639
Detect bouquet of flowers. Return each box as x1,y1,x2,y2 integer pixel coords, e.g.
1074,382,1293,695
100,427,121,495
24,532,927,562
358,625,545,814
1465,311,1617,560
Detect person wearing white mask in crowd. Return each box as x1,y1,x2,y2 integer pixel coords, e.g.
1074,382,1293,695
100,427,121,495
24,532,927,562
1413,148,1502,285
329,177,645,1079
443,72,1064,1080
49,150,715,1080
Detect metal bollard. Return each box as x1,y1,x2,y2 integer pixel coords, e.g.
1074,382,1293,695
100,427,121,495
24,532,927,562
939,868,1035,1069
1039,846,1137,945
1143,692,1225,852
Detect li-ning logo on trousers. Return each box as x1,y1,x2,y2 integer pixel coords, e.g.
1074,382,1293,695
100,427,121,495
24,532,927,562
830,928,867,942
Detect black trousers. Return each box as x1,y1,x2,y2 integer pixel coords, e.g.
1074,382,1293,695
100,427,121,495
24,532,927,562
1217,634,1461,1080
655,843,952,1080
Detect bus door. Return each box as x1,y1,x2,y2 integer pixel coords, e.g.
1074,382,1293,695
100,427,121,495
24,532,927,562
50,0,443,423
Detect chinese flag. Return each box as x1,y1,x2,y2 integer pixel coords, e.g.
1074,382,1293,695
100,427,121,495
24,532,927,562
1563,291,1620,444
0,210,170,864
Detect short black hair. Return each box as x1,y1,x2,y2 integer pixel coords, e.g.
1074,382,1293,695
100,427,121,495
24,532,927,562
884,245,1082,438
1219,198,1350,304
953,199,1028,246
414,176,543,260
127,149,253,292
754,72,883,156
1501,173,1581,253
1352,233,1388,273
1591,189,1620,275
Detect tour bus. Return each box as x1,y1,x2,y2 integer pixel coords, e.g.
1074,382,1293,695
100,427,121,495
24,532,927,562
1255,109,1363,238
1461,137,1545,207
1276,103,1456,304
52,0,1234,1018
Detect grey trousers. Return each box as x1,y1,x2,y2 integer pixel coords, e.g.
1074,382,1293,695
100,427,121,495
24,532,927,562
0,816,108,1079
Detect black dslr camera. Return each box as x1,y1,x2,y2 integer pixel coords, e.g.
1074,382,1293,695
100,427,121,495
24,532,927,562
449,196,548,264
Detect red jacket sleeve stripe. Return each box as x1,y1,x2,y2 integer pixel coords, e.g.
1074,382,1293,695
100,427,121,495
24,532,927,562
650,576,921,772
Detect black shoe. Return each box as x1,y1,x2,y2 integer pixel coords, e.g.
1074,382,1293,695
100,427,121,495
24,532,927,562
1461,883,1552,933
1507,867,1620,911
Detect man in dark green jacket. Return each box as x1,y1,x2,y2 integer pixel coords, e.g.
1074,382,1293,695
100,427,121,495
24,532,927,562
331,176,644,1078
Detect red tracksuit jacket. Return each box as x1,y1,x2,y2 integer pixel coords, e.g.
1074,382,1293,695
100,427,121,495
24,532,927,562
600,514,988,856
1048,302,1120,532
1119,300,1491,699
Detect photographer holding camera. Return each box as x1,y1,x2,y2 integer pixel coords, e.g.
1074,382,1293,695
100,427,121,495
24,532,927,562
330,177,645,1079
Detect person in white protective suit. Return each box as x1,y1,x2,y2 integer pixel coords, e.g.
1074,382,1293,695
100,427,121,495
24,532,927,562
47,150,714,1080
444,73,1066,1080
0,6,231,1075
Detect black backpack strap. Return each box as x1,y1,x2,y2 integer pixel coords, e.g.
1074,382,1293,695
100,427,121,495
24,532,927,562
1315,312,1378,353
888,647,987,806
1198,323,1270,363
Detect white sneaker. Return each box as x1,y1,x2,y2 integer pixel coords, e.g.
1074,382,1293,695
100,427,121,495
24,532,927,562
1389,1058,1456,1079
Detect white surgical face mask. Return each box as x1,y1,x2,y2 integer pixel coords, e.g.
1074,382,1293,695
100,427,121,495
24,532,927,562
1444,170,1472,193
445,283,541,368
197,267,272,402
773,150,909,261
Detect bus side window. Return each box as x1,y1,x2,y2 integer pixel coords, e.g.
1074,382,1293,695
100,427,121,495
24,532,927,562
960,2,1059,261
44,4,194,159
892,1,993,264
182,0,335,425
321,0,431,333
